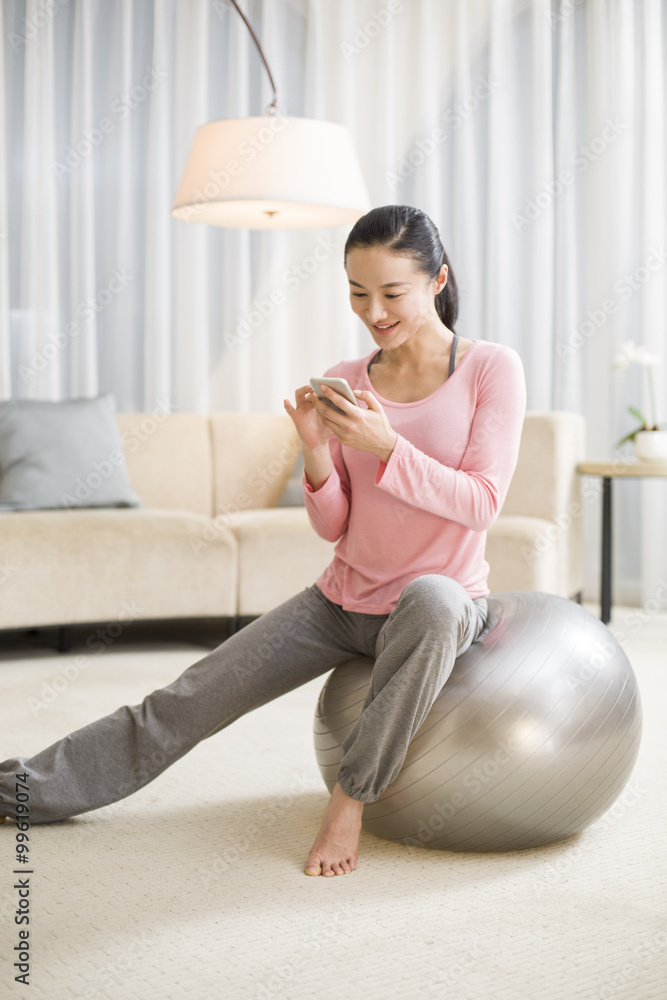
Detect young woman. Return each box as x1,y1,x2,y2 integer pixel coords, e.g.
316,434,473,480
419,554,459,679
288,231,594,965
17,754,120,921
0,205,526,878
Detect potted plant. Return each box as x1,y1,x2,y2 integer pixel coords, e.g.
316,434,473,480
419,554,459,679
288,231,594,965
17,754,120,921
613,341,667,461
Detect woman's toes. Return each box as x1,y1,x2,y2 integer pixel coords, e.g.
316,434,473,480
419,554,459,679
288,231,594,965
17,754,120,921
304,854,322,876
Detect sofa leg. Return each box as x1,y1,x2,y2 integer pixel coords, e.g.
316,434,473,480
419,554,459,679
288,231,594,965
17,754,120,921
573,591,583,605
228,615,241,637
57,626,72,654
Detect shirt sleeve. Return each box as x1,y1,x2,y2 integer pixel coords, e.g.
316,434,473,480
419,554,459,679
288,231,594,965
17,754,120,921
302,364,352,542
374,345,527,531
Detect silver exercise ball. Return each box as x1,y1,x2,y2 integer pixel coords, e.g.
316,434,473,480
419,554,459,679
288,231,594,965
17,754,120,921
313,591,643,852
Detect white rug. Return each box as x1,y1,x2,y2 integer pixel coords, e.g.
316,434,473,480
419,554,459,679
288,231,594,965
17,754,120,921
0,604,665,1000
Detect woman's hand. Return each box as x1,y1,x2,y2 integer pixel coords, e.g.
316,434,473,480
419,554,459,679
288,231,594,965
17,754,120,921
297,385,398,462
283,385,335,451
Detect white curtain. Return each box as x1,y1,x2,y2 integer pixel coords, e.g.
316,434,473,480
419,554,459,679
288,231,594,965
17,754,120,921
0,0,665,606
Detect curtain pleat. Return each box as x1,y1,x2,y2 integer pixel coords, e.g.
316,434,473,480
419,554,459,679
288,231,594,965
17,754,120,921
102,0,141,411
143,0,173,410
0,0,10,399
484,0,513,348
173,0,210,414
528,0,555,407
553,0,582,413
0,0,665,604
639,0,667,606
19,0,61,400
69,0,98,397
451,0,483,341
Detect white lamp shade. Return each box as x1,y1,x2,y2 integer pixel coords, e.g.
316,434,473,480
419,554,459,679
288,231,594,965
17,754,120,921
170,115,372,229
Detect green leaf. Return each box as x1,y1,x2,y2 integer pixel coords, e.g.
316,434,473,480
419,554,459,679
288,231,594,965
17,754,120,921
615,425,646,448
627,405,649,426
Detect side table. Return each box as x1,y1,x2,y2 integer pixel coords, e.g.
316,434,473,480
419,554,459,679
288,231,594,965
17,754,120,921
576,459,667,624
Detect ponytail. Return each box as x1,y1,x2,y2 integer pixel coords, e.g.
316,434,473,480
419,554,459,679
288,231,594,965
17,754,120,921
434,250,459,330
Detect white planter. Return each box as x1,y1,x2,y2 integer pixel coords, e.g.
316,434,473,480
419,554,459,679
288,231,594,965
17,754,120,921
634,429,667,462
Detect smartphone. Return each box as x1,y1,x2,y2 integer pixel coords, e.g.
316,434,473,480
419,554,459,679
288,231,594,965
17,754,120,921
309,376,360,415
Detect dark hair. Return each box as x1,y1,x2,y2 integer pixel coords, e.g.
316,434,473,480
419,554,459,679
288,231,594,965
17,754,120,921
343,205,459,330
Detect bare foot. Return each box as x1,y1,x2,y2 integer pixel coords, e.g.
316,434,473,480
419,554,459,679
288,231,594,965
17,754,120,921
304,782,364,876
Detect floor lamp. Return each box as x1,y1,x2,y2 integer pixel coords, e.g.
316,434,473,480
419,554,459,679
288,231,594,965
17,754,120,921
170,0,371,229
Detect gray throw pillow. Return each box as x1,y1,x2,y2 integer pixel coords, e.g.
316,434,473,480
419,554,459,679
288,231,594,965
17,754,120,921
0,393,142,511
275,448,306,507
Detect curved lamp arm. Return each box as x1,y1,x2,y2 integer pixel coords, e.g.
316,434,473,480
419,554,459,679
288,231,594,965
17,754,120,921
228,0,279,114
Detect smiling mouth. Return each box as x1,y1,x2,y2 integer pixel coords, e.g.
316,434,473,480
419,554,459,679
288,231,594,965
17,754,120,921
372,321,399,333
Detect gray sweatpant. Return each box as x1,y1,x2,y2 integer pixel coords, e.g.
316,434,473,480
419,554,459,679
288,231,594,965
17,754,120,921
0,575,488,824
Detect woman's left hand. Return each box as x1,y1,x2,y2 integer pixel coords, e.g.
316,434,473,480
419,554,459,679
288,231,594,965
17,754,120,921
305,386,398,463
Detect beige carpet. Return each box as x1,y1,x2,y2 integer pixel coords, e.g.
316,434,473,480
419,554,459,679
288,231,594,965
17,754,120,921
0,603,665,1000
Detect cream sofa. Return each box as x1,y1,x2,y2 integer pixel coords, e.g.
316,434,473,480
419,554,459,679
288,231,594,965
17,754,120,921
0,410,585,642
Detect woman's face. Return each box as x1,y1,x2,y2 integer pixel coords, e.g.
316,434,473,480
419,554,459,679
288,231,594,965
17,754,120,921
345,246,447,349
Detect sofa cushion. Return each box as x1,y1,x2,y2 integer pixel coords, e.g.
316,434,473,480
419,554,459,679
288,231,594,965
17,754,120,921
209,413,300,516
0,508,238,627
275,449,306,506
0,394,141,512
115,412,213,516
225,507,335,616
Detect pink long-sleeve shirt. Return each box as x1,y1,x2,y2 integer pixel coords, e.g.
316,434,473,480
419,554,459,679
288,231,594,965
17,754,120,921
302,339,527,614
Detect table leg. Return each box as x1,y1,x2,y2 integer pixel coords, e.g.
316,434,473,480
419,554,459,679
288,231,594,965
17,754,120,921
601,477,612,624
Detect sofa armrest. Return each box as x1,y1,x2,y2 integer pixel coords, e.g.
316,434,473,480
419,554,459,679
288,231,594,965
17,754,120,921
486,516,561,594
495,411,586,597
501,411,585,520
